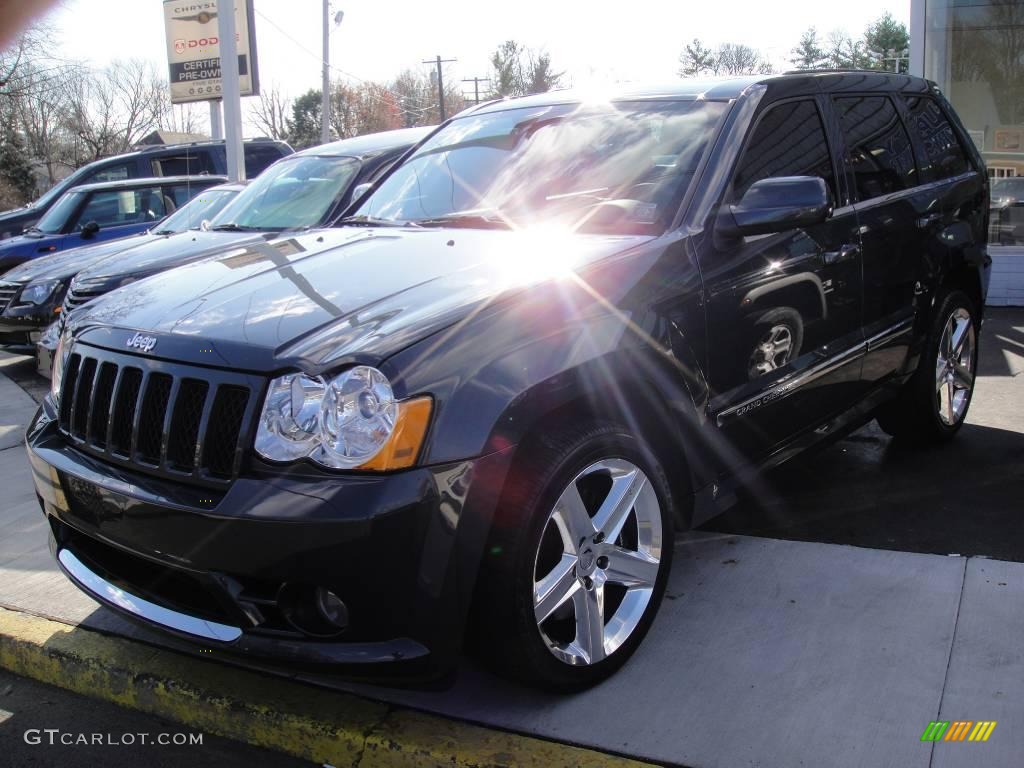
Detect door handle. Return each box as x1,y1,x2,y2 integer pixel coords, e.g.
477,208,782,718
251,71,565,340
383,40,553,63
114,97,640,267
916,212,943,229
823,243,860,265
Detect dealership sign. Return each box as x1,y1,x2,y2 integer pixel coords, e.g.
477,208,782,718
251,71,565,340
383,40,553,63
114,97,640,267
163,1,260,104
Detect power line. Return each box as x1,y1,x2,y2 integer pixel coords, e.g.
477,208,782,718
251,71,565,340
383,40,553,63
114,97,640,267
462,76,490,105
253,8,431,120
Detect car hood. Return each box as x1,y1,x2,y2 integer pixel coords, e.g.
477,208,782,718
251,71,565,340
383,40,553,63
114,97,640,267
1,232,162,283
75,229,270,286
73,226,653,370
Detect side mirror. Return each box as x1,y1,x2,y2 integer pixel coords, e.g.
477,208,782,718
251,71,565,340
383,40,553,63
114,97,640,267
719,176,831,237
350,182,373,203
80,220,100,239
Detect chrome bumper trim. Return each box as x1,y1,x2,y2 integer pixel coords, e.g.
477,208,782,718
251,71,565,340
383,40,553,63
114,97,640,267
57,548,243,642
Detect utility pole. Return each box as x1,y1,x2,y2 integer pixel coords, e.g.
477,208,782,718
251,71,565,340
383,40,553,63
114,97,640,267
321,1,330,144
423,55,456,121
321,6,344,144
462,76,489,105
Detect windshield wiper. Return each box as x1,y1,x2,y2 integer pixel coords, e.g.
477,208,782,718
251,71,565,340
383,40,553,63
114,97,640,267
413,213,510,230
335,215,412,228
210,222,260,232
152,228,176,236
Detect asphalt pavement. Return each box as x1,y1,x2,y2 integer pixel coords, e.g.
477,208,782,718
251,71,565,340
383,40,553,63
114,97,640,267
0,668,314,768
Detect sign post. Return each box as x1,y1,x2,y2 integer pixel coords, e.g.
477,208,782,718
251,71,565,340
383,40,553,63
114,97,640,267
216,0,244,181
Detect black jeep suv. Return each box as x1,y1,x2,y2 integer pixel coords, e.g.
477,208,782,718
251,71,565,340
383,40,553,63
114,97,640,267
28,72,989,690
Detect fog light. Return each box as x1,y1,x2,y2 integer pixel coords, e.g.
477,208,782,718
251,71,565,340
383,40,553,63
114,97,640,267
277,583,349,638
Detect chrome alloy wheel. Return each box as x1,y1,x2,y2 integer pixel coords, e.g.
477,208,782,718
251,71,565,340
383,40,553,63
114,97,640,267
749,324,794,378
532,458,663,666
935,307,976,426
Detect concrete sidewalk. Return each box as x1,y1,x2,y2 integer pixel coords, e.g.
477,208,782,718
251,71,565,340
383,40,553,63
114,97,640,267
0,312,1022,766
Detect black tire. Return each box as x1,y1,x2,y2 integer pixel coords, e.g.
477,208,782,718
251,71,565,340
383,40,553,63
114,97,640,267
747,306,804,380
876,288,979,443
473,422,676,691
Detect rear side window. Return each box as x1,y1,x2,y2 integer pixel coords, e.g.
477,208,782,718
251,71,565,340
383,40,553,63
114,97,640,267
88,162,136,183
834,96,918,201
732,100,836,202
245,145,286,178
153,151,218,176
904,97,970,181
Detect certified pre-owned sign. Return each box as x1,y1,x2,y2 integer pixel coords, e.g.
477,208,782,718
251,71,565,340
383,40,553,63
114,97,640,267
162,0,259,104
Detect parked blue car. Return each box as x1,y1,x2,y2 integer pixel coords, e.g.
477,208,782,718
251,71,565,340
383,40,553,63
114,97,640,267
0,175,225,272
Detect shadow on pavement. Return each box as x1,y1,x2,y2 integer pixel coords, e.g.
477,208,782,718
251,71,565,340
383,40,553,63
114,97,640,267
703,420,1024,560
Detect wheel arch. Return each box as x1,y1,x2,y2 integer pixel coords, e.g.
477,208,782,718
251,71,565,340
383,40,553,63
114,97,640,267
741,272,826,322
489,360,701,532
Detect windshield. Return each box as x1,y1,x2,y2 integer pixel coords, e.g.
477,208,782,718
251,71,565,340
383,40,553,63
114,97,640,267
33,189,86,234
156,188,239,233
354,100,726,234
210,155,360,231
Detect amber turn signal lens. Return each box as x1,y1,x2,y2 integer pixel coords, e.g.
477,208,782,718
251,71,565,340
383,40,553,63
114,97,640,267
357,396,433,471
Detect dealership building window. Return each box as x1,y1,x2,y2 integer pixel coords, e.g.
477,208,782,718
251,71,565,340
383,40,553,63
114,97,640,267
912,0,1024,305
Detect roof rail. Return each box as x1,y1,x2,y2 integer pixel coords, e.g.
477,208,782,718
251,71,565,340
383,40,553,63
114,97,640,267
782,68,902,75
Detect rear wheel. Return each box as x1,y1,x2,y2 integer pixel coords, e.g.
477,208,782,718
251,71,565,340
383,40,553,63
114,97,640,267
876,288,978,442
475,423,675,691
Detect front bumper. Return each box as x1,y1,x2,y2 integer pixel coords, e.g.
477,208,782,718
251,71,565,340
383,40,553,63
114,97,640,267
0,304,59,350
27,403,513,679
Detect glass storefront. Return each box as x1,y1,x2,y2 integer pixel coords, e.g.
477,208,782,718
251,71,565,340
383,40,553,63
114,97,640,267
917,0,1024,246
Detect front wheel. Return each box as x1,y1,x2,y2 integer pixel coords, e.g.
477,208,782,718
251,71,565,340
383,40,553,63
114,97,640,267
475,423,675,691
876,288,978,442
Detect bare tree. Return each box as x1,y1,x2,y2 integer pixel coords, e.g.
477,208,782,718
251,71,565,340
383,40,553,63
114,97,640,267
329,79,402,139
389,68,462,126
824,30,871,69
247,83,292,140
64,59,165,161
714,43,773,75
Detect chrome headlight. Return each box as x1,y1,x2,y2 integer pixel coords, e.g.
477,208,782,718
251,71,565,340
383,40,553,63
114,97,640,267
50,324,73,403
255,366,431,471
18,279,60,306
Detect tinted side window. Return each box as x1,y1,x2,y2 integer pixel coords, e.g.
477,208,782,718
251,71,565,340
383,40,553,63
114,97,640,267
245,145,286,178
905,97,970,181
834,96,917,201
153,151,218,176
88,162,137,183
732,100,836,201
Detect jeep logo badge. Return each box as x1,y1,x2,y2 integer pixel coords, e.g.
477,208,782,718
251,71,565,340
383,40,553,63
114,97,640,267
126,332,157,353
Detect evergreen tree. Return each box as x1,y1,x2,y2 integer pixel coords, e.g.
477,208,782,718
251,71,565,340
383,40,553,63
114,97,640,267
864,12,910,72
289,89,322,148
790,28,827,69
0,127,36,205
678,38,716,77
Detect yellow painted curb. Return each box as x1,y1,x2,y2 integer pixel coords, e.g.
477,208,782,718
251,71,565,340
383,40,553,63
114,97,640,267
0,606,655,767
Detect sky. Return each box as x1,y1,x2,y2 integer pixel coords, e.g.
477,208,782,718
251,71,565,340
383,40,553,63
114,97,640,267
42,0,911,133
